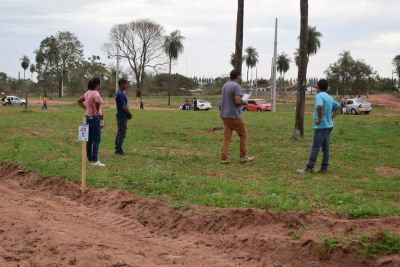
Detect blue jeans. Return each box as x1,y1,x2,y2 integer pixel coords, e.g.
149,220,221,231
115,117,127,153
86,116,101,162
307,128,333,170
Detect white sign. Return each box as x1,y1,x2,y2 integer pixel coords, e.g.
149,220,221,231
242,93,251,101
78,124,89,142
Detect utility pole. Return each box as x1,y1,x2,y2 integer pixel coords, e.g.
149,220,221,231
272,18,278,112
255,68,258,96
270,58,273,101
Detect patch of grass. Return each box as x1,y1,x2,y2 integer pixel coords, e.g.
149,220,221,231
320,235,340,250
0,96,400,217
318,231,400,259
357,232,400,259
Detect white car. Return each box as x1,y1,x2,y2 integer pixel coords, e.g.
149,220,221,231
344,98,372,115
1,95,26,106
196,99,212,111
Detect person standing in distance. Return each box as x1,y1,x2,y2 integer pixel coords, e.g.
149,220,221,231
115,78,132,155
220,69,254,164
297,79,341,174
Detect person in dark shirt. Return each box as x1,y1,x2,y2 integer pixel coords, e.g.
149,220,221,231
115,78,132,155
139,97,144,110
193,97,198,111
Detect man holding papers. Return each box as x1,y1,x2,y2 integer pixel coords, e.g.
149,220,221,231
219,69,255,164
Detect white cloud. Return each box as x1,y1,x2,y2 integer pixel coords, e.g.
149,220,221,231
0,0,399,79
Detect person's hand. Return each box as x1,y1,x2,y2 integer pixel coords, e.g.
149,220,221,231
127,113,132,120
316,119,321,125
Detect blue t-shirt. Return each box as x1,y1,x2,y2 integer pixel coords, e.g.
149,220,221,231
313,92,341,129
115,90,128,119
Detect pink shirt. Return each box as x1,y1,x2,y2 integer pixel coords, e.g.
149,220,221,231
84,90,103,116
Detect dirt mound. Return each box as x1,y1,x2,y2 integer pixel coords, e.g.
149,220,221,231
368,94,400,114
1,164,400,266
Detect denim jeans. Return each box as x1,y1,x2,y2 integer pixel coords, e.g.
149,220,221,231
115,117,127,153
307,128,333,170
86,116,101,162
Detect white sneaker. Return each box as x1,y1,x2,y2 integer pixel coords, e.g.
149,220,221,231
91,161,106,167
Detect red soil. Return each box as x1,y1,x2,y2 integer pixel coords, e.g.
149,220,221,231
1,165,400,267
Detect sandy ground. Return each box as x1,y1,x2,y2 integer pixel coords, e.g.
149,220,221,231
1,165,400,267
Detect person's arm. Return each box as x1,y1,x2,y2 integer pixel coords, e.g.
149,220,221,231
234,95,248,106
234,85,247,106
77,95,86,110
331,101,341,119
94,95,101,117
122,105,132,119
316,105,323,125
332,108,341,119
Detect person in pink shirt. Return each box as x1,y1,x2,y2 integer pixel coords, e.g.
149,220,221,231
77,78,105,167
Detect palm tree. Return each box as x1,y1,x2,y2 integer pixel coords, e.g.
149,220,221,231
230,52,244,68
306,26,322,61
294,26,323,66
277,53,291,95
230,52,236,68
393,55,400,87
164,30,185,105
293,0,309,140
233,0,244,74
20,55,30,111
29,64,36,80
20,55,30,80
243,47,259,83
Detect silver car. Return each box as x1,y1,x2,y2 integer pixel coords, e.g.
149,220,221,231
344,98,372,115
1,95,26,106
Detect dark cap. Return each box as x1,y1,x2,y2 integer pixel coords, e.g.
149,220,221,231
118,78,130,87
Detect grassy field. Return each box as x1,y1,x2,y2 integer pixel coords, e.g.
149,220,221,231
0,96,399,217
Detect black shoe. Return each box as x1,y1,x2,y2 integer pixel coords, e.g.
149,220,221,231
296,167,314,174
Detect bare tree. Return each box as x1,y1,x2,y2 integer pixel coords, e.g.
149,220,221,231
293,0,309,140
105,19,166,97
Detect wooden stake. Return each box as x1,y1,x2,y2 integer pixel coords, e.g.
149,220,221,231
81,117,87,193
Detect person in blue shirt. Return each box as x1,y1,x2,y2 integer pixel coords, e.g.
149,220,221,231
297,79,341,173
115,78,132,155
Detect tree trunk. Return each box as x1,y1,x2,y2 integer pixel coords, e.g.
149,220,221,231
293,0,309,140
168,57,172,106
247,66,249,83
234,0,244,76
58,76,62,98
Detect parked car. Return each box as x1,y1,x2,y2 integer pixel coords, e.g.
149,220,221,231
1,95,26,106
344,98,372,115
196,99,212,111
243,99,272,112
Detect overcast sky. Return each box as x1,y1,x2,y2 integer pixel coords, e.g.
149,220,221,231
0,0,399,80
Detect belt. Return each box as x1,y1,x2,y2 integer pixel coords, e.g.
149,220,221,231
86,115,100,120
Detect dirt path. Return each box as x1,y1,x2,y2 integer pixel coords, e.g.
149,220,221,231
1,165,400,267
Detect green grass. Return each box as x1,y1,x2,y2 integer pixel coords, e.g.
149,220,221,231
1,96,400,217
318,232,400,259
358,232,400,258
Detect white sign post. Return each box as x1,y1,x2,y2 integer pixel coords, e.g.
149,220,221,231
78,123,89,192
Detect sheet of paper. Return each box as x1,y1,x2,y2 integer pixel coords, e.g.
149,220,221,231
242,93,251,101
78,124,89,142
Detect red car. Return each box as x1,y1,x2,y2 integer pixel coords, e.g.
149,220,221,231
243,99,272,112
